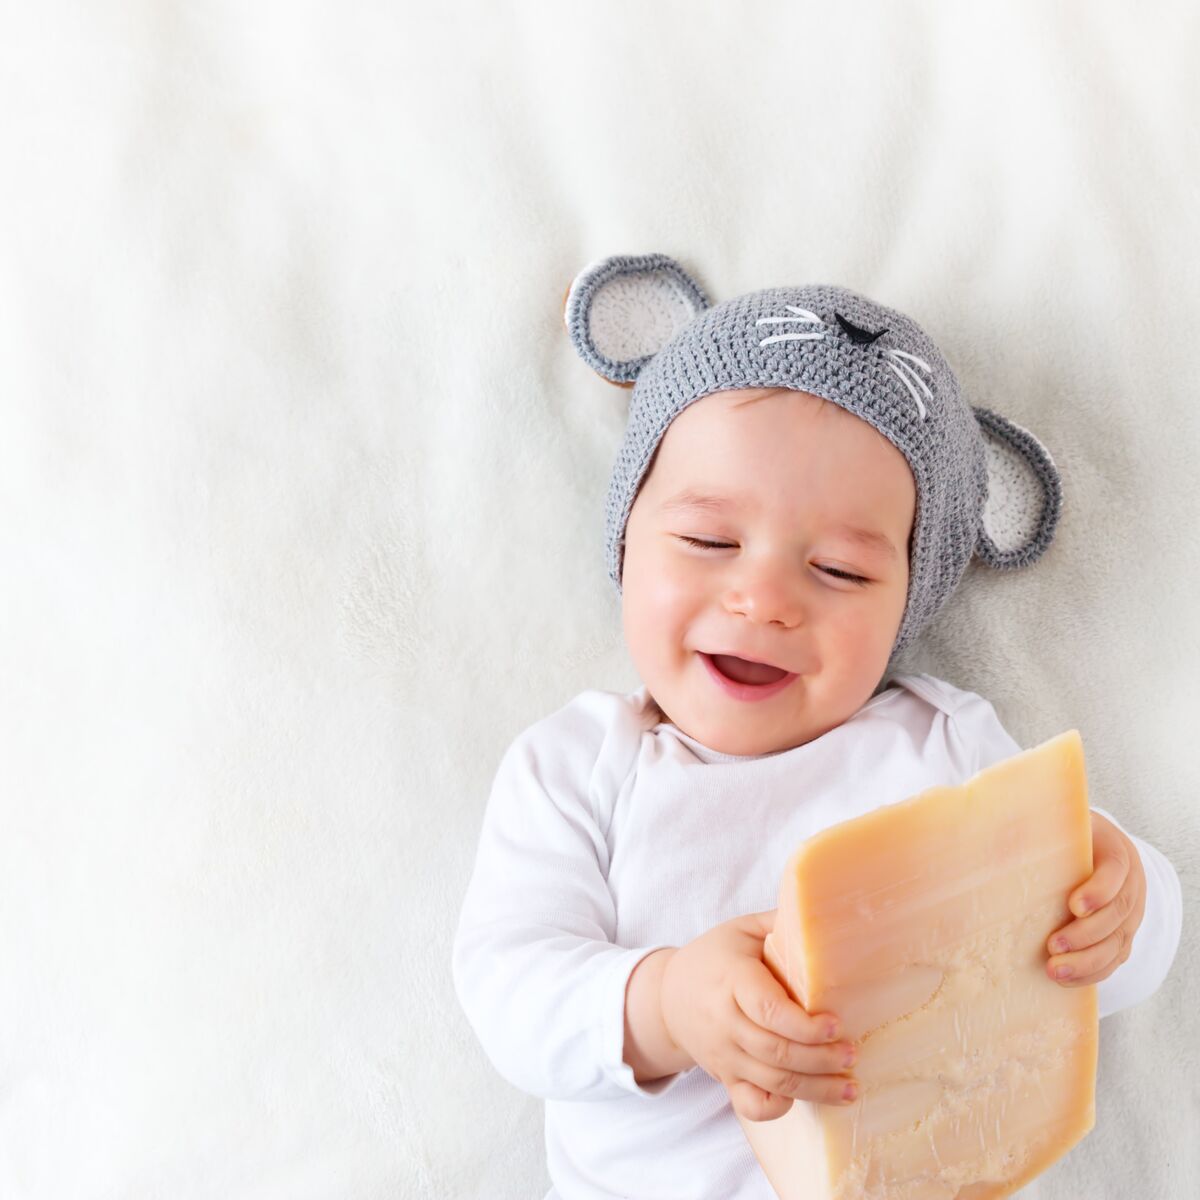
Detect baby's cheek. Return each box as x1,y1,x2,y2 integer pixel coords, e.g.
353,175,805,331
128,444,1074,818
838,602,896,661
821,609,896,697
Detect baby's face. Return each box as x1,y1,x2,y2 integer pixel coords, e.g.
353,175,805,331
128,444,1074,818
621,388,915,757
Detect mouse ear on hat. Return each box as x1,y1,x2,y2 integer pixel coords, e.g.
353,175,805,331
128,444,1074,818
972,406,1064,569
562,253,711,387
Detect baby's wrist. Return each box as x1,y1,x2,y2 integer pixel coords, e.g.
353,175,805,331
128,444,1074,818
655,949,696,1072
625,948,693,1081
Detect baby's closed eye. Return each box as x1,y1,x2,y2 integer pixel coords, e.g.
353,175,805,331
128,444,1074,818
675,536,871,585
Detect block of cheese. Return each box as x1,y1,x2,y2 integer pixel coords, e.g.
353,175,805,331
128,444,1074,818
737,730,1098,1200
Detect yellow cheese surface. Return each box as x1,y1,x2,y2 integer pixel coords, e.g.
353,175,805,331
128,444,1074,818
738,730,1098,1200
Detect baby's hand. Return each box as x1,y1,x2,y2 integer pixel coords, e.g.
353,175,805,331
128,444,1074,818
1045,811,1147,986
660,909,859,1123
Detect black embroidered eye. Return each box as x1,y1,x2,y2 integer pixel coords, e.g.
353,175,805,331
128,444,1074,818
835,312,887,346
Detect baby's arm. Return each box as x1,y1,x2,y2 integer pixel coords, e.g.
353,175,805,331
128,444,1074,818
451,724,683,1103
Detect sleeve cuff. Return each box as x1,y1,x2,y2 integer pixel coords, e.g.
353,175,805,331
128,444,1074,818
598,945,693,1099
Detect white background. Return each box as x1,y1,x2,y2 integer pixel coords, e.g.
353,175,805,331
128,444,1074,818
1,2,1196,1197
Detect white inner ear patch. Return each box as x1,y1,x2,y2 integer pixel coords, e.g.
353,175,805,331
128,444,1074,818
588,269,702,363
982,435,1043,553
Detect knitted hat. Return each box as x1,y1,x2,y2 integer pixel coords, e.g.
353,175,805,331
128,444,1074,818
563,252,1064,666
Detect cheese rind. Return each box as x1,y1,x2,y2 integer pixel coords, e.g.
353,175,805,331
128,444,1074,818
738,730,1098,1200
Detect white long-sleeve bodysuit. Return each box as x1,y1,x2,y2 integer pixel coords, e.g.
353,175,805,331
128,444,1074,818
452,673,1183,1200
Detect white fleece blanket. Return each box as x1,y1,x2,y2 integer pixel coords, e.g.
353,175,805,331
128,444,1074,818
2,2,1195,1197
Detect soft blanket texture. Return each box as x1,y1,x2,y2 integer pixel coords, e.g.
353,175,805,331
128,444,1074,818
2,2,1196,1198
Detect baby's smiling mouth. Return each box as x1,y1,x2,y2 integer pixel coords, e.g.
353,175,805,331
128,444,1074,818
703,652,791,686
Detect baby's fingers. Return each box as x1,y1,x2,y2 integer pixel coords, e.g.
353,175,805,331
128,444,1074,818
733,958,840,1045
726,1004,858,1113
728,1056,857,1120
728,1078,794,1124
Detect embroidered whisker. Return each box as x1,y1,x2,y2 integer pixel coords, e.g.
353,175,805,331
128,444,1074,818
885,353,933,401
756,305,824,327
885,348,933,375
758,332,827,346
884,360,929,420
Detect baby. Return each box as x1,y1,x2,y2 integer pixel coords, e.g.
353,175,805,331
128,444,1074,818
452,254,1183,1200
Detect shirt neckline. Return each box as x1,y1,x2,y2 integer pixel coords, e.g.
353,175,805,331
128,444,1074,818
637,679,906,764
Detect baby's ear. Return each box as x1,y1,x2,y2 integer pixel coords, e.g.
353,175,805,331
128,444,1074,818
972,407,1065,569
562,253,710,388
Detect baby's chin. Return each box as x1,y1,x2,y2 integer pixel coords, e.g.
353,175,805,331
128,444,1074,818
665,700,840,758
658,669,878,756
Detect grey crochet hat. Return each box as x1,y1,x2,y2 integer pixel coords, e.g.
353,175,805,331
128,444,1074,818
562,253,1064,666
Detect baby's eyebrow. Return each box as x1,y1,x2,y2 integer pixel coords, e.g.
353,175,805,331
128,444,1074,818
660,489,899,560
660,488,755,516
